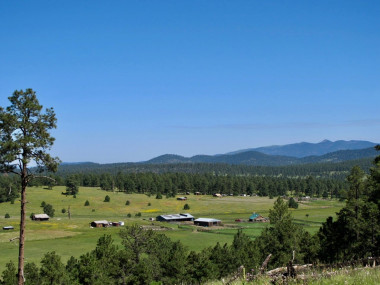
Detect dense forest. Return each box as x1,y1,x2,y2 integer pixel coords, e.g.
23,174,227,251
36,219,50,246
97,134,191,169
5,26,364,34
56,157,374,179
26,172,347,199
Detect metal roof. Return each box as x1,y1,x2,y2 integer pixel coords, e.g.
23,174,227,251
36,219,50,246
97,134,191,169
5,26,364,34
249,213,260,220
158,213,194,220
194,218,221,222
92,220,109,224
33,214,50,219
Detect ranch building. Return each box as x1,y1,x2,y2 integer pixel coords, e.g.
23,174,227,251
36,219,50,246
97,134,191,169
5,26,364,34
90,220,110,228
32,214,50,221
156,213,194,222
249,213,269,222
194,218,221,227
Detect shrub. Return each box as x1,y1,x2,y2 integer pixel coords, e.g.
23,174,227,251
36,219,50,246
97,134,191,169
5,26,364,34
127,213,131,218
30,213,34,219
92,209,95,212
126,200,130,206
41,201,46,208
135,212,141,217
148,202,151,206
104,195,110,202
183,204,190,210
5,213,10,218
61,208,66,214
288,197,299,209
84,200,90,206
43,203,55,218
73,194,77,198
156,193,162,199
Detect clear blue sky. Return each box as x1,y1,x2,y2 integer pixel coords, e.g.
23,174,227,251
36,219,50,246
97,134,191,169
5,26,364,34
1,1,379,163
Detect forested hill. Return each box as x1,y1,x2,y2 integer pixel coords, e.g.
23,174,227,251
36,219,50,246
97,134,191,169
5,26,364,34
56,157,375,180
146,147,378,166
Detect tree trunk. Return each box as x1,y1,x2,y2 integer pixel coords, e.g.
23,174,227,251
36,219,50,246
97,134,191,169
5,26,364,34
18,171,27,285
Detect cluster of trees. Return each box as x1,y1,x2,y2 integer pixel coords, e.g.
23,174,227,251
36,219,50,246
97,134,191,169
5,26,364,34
0,175,20,203
317,146,380,262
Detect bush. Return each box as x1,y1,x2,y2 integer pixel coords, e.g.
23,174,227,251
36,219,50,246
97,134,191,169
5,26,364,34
127,213,131,218
41,201,46,208
126,200,130,206
30,213,34,219
61,208,66,214
148,202,151,206
43,203,55,218
92,209,95,212
135,212,141,217
288,197,299,209
5,213,10,218
183,203,190,210
156,193,162,199
84,200,90,206
104,195,110,202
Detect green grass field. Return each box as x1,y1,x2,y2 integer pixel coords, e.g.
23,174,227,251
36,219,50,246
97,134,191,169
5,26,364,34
0,186,344,272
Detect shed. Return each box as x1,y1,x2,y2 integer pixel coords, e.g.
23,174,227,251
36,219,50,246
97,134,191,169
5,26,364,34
32,214,50,221
177,197,187,201
194,218,221,227
156,213,194,222
194,192,201,195
213,193,222,197
90,220,109,228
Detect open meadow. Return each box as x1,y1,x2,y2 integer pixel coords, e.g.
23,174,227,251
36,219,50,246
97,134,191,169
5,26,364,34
0,186,344,272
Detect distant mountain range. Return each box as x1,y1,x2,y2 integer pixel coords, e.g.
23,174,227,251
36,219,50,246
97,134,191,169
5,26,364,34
226,139,377,157
60,140,379,168
145,140,378,166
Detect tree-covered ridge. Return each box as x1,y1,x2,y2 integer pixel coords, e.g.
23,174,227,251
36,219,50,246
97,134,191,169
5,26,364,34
56,157,374,180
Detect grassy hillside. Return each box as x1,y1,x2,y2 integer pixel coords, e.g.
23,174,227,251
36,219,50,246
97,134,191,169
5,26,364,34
0,186,344,272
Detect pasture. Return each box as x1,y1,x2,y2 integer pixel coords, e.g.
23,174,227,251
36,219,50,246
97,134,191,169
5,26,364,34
0,186,344,272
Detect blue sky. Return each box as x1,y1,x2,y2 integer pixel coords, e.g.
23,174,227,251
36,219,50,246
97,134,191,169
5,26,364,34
1,1,379,163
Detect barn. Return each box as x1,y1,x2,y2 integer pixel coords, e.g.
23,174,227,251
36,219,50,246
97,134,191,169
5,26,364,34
156,213,194,222
32,214,50,221
194,218,221,227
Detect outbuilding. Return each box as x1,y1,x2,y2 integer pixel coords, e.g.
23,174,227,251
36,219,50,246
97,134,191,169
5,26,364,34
194,218,221,227
90,220,109,228
32,214,50,221
156,213,194,222
249,213,268,222
177,197,187,201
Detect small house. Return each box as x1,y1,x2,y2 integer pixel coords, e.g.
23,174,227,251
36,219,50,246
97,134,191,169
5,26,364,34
156,213,194,222
32,214,50,221
177,197,187,201
194,218,221,227
213,193,222,197
90,220,109,228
